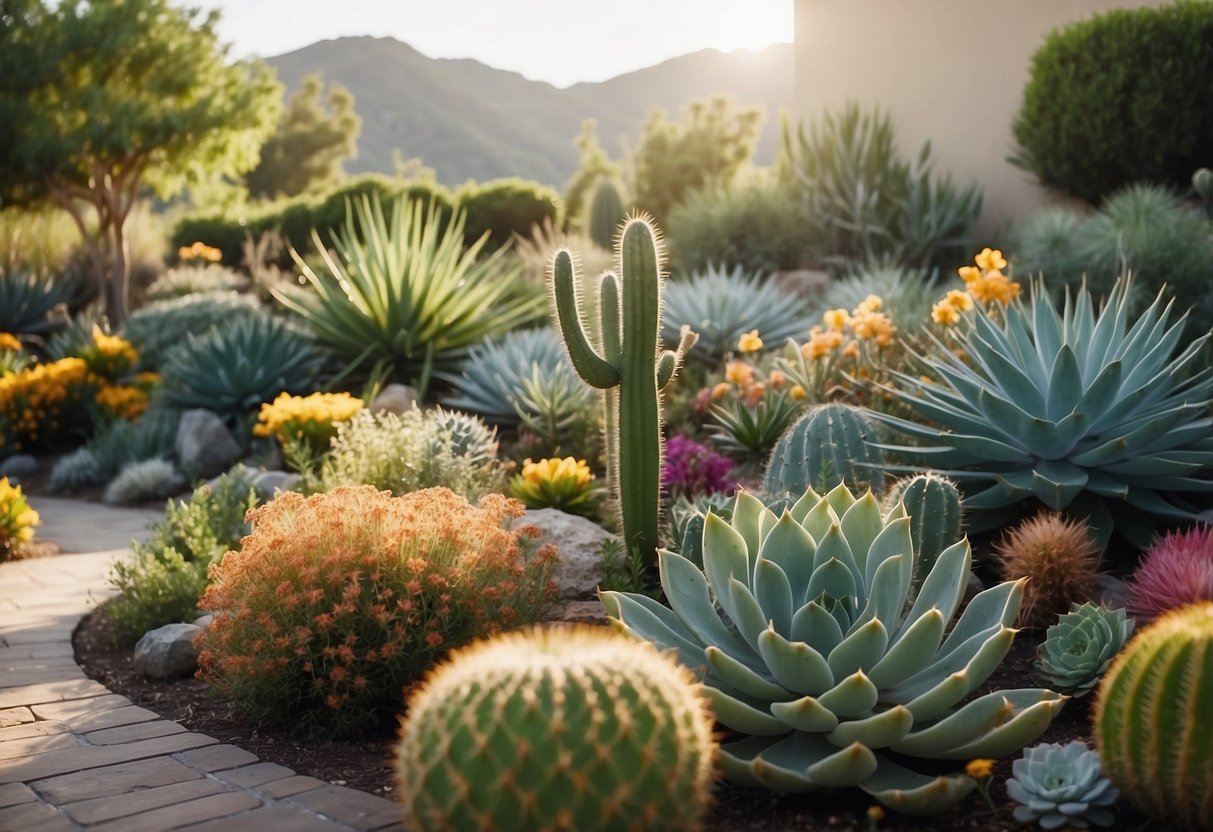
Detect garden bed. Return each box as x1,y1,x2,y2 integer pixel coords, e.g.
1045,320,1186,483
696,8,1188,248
73,603,1148,832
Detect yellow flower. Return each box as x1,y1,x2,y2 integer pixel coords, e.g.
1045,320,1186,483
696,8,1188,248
966,758,995,779
822,308,850,331
867,805,885,822
95,384,149,420
789,384,806,401
974,247,1007,272
958,265,981,283
179,241,223,263
842,340,860,359
737,329,764,353
711,382,731,400
253,391,365,439
522,457,593,488
854,294,882,314
931,300,961,326
851,311,896,346
944,289,974,311
90,327,138,365
802,328,843,360
0,333,20,352
968,271,1021,305
725,360,755,387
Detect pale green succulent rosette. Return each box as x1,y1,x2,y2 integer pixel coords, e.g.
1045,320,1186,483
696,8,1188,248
1036,603,1132,696
602,484,1067,815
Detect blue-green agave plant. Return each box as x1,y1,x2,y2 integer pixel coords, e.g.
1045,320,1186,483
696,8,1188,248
601,484,1066,815
872,278,1213,548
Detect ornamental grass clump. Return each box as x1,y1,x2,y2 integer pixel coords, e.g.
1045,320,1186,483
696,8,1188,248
0,477,39,561
197,486,558,739
995,513,1100,630
1128,526,1213,621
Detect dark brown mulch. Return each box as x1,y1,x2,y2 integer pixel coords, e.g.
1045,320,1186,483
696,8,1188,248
73,605,1156,832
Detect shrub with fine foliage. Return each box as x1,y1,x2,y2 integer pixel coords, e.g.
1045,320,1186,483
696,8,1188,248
197,486,559,738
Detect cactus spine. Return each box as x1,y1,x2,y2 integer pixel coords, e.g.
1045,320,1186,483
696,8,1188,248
550,217,695,565
762,403,884,497
883,473,963,590
1094,602,1213,830
588,178,625,250
396,626,718,832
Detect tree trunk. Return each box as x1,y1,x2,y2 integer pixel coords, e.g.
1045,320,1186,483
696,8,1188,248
105,217,129,326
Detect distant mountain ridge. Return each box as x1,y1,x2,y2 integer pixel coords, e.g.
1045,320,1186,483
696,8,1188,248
265,37,794,189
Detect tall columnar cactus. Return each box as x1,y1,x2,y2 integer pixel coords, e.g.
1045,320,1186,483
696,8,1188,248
1094,601,1213,830
395,625,718,832
588,178,626,250
882,473,963,591
763,403,885,497
550,217,696,565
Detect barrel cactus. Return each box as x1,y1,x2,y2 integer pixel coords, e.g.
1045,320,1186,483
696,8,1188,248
395,625,717,832
882,473,962,593
1036,602,1132,696
1094,601,1213,829
602,483,1066,815
762,404,885,497
872,278,1213,548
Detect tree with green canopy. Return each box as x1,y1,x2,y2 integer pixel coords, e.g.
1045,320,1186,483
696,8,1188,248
0,0,281,324
246,74,362,201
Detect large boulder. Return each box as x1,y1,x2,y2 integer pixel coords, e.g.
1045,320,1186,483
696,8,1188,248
370,383,417,415
175,410,242,479
133,623,204,679
522,509,617,600
249,469,300,502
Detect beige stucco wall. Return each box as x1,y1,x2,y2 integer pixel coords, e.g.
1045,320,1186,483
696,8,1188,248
794,0,1171,238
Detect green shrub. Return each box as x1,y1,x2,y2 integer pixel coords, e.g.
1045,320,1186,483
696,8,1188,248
666,179,818,275
49,408,180,492
196,486,558,738
308,175,454,243
145,264,248,300
103,458,185,506
122,292,262,368
1012,2,1213,204
320,408,503,500
456,178,562,251
105,472,257,644
160,314,328,428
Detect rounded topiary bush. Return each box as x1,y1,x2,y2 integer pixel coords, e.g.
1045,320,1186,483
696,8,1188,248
197,486,558,738
457,177,562,250
1013,2,1213,204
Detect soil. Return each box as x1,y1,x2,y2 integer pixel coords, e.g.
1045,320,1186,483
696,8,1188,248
73,605,1155,832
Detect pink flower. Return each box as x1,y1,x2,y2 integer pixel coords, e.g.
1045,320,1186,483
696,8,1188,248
1128,527,1213,620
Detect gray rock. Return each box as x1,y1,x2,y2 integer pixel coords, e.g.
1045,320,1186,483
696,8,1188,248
546,600,611,626
522,508,618,600
1092,574,1131,611
250,470,301,501
175,410,242,479
0,454,36,479
191,614,214,629
133,623,204,679
370,383,417,415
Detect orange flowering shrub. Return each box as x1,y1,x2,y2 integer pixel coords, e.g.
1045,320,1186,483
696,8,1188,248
0,357,97,454
777,295,899,406
197,485,559,738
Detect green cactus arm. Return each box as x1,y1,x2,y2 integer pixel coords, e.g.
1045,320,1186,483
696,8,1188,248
658,325,699,390
598,271,622,362
550,249,618,389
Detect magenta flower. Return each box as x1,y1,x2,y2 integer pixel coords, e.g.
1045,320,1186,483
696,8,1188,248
1128,526,1213,621
663,436,736,499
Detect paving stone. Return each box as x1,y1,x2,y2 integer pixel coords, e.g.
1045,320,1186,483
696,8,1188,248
0,625,78,647
287,785,401,830
255,775,328,799
0,665,86,689
0,720,68,743
62,777,226,825
1,655,79,672
0,799,80,831
0,707,35,729
0,678,110,710
178,803,349,832
0,643,74,663
30,694,131,722
85,719,186,746
90,790,261,832
0,781,37,809
33,757,202,804
215,762,295,789
0,731,80,761
63,704,159,734
176,744,258,773
0,732,217,783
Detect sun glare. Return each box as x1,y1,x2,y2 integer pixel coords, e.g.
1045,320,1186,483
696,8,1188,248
714,0,792,52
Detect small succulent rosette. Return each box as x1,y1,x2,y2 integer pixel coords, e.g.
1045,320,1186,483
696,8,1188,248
1036,602,1133,695
1007,741,1118,829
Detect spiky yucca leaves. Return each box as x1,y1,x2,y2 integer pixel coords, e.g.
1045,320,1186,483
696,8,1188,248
440,328,577,425
1036,603,1132,696
396,625,717,832
1094,602,1213,830
995,513,1100,630
873,278,1213,549
603,484,1066,815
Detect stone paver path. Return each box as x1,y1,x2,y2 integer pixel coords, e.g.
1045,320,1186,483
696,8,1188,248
0,497,402,831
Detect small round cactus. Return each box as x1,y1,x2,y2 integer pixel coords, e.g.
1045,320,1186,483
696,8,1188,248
1036,602,1133,696
1127,526,1213,621
1095,602,1213,830
1006,740,1118,829
995,512,1099,628
881,472,962,591
396,625,717,832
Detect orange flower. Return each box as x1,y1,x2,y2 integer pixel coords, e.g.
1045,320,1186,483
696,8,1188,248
737,329,764,353
974,247,1007,272
725,360,755,386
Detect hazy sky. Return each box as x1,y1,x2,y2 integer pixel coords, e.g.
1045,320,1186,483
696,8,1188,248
205,0,794,88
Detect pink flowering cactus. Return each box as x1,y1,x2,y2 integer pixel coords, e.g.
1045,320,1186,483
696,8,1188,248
1128,526,1213,620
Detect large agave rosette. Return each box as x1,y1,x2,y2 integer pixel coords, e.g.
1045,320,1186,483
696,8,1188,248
602,484,1066,814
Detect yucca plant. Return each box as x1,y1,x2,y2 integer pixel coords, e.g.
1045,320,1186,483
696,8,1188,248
603,483,1066,815
873,278,1213,548
661,265,815,363
0,269,70,336
276,195,545,396
160,315,328,428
